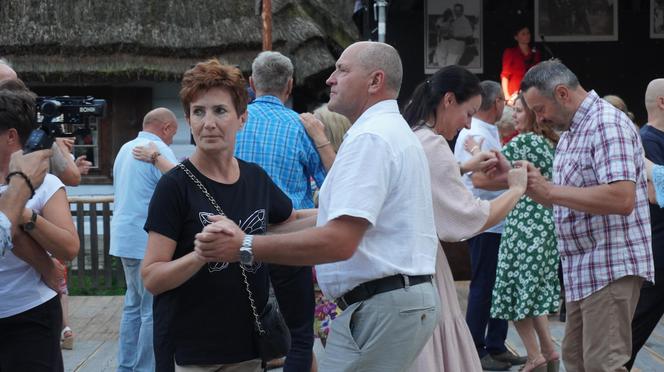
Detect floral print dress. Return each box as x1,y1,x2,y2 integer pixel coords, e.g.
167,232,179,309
490,133,561,321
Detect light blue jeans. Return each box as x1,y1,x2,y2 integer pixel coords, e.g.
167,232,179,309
117,257,154,372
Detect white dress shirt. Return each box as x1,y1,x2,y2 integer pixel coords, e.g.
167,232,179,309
315,100,438,299
453,117,505,234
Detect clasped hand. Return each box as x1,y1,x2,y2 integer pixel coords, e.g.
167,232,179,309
194,215,245,263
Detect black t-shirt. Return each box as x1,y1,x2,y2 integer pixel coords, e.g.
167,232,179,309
145,159,292,370
640,125,664,270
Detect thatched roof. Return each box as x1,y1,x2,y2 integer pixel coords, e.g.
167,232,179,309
0,0,358,86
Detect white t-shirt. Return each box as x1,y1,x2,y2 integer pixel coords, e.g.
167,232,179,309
315,100,438,299
454,117,505,234
0,174,63,318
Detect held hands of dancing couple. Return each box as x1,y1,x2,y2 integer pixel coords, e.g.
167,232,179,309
463,135,528,192
194,215,246,263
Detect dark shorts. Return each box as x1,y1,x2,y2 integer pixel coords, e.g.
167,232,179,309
0,295,64,372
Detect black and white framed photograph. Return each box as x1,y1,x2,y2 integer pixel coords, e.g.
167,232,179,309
652,0,664,38
535,0,618,42
424,0,482,74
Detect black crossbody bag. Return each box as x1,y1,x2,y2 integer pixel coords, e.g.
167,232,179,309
177,163,291,365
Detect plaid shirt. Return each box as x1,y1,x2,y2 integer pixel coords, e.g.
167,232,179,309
553,90,654,301
235,95,326,209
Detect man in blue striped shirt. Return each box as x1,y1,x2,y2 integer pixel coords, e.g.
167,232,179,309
236,52,326,209
235,51,325,371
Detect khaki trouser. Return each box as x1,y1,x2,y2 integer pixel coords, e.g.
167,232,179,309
319,282,440,372
562,275,643,372
174,358,262,372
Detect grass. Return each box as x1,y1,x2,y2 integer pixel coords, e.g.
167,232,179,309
67,257,126,296
68,274,126,296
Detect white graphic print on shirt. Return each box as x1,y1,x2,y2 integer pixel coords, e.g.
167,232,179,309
198,209,266,273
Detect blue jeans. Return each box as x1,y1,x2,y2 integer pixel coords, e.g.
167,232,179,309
466,233,508,358
117,257,154,372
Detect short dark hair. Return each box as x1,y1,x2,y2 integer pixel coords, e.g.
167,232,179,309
402,65,480,128
180,59,250,119
0,79,37,145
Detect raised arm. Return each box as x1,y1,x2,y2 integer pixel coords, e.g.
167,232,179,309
300,113,335,172
1,149,52,237
51,138,81,186
133,142,176,174
22,188,79,260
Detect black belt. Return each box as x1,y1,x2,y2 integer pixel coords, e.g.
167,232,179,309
336,274,432,311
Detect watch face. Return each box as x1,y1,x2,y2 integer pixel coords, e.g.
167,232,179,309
240,249,253,264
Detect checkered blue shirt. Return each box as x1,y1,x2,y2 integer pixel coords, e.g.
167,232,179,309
235,95,326,209
553,90,654,301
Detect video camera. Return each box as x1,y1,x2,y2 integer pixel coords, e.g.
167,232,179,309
23,96,107,153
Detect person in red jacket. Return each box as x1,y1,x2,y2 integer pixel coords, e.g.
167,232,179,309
500,26,541,105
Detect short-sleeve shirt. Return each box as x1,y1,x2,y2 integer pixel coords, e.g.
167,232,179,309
144,159,292,367
553,91,653,301
235,95,326,209
0,174,63,318
640,124,664,270
314,100,438,299
454,117,506,233
110,131,177,259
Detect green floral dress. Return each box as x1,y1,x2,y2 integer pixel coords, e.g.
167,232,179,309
490,133,561,321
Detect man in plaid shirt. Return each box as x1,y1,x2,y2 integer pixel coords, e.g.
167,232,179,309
521,60,654,371
235,51,326,371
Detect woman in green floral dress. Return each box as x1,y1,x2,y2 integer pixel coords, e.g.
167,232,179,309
467,93,561,371
497,94,561,371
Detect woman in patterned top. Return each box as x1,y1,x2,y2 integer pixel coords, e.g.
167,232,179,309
468,92,561,372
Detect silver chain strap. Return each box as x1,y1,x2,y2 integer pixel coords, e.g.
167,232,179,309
177,163,265,335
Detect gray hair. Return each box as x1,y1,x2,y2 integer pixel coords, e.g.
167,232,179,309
0,58,11,67
479,80,502,111
251,51,294,96
251,51,293,95
355,42,403,96
521,59,579,97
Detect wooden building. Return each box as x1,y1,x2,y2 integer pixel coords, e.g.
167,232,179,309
0,0,358,183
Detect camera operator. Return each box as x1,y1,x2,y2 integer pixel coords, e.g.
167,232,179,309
0,59,89,186
0,82,80,372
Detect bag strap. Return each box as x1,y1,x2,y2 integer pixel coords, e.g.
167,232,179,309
176,162,266,335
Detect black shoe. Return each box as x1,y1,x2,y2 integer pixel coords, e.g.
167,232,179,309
480,354,511,371
491,350,528,366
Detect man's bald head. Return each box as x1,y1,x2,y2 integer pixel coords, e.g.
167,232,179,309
0,59,17,82
143,107,178,145
645,79,664,115
350,41,403,97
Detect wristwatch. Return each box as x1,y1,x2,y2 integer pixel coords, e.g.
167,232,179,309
22,209,37,231
239,234,254,265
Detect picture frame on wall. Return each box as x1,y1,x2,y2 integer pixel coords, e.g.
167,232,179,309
424,0,482,74
535,0,618,42
652,0,664,38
